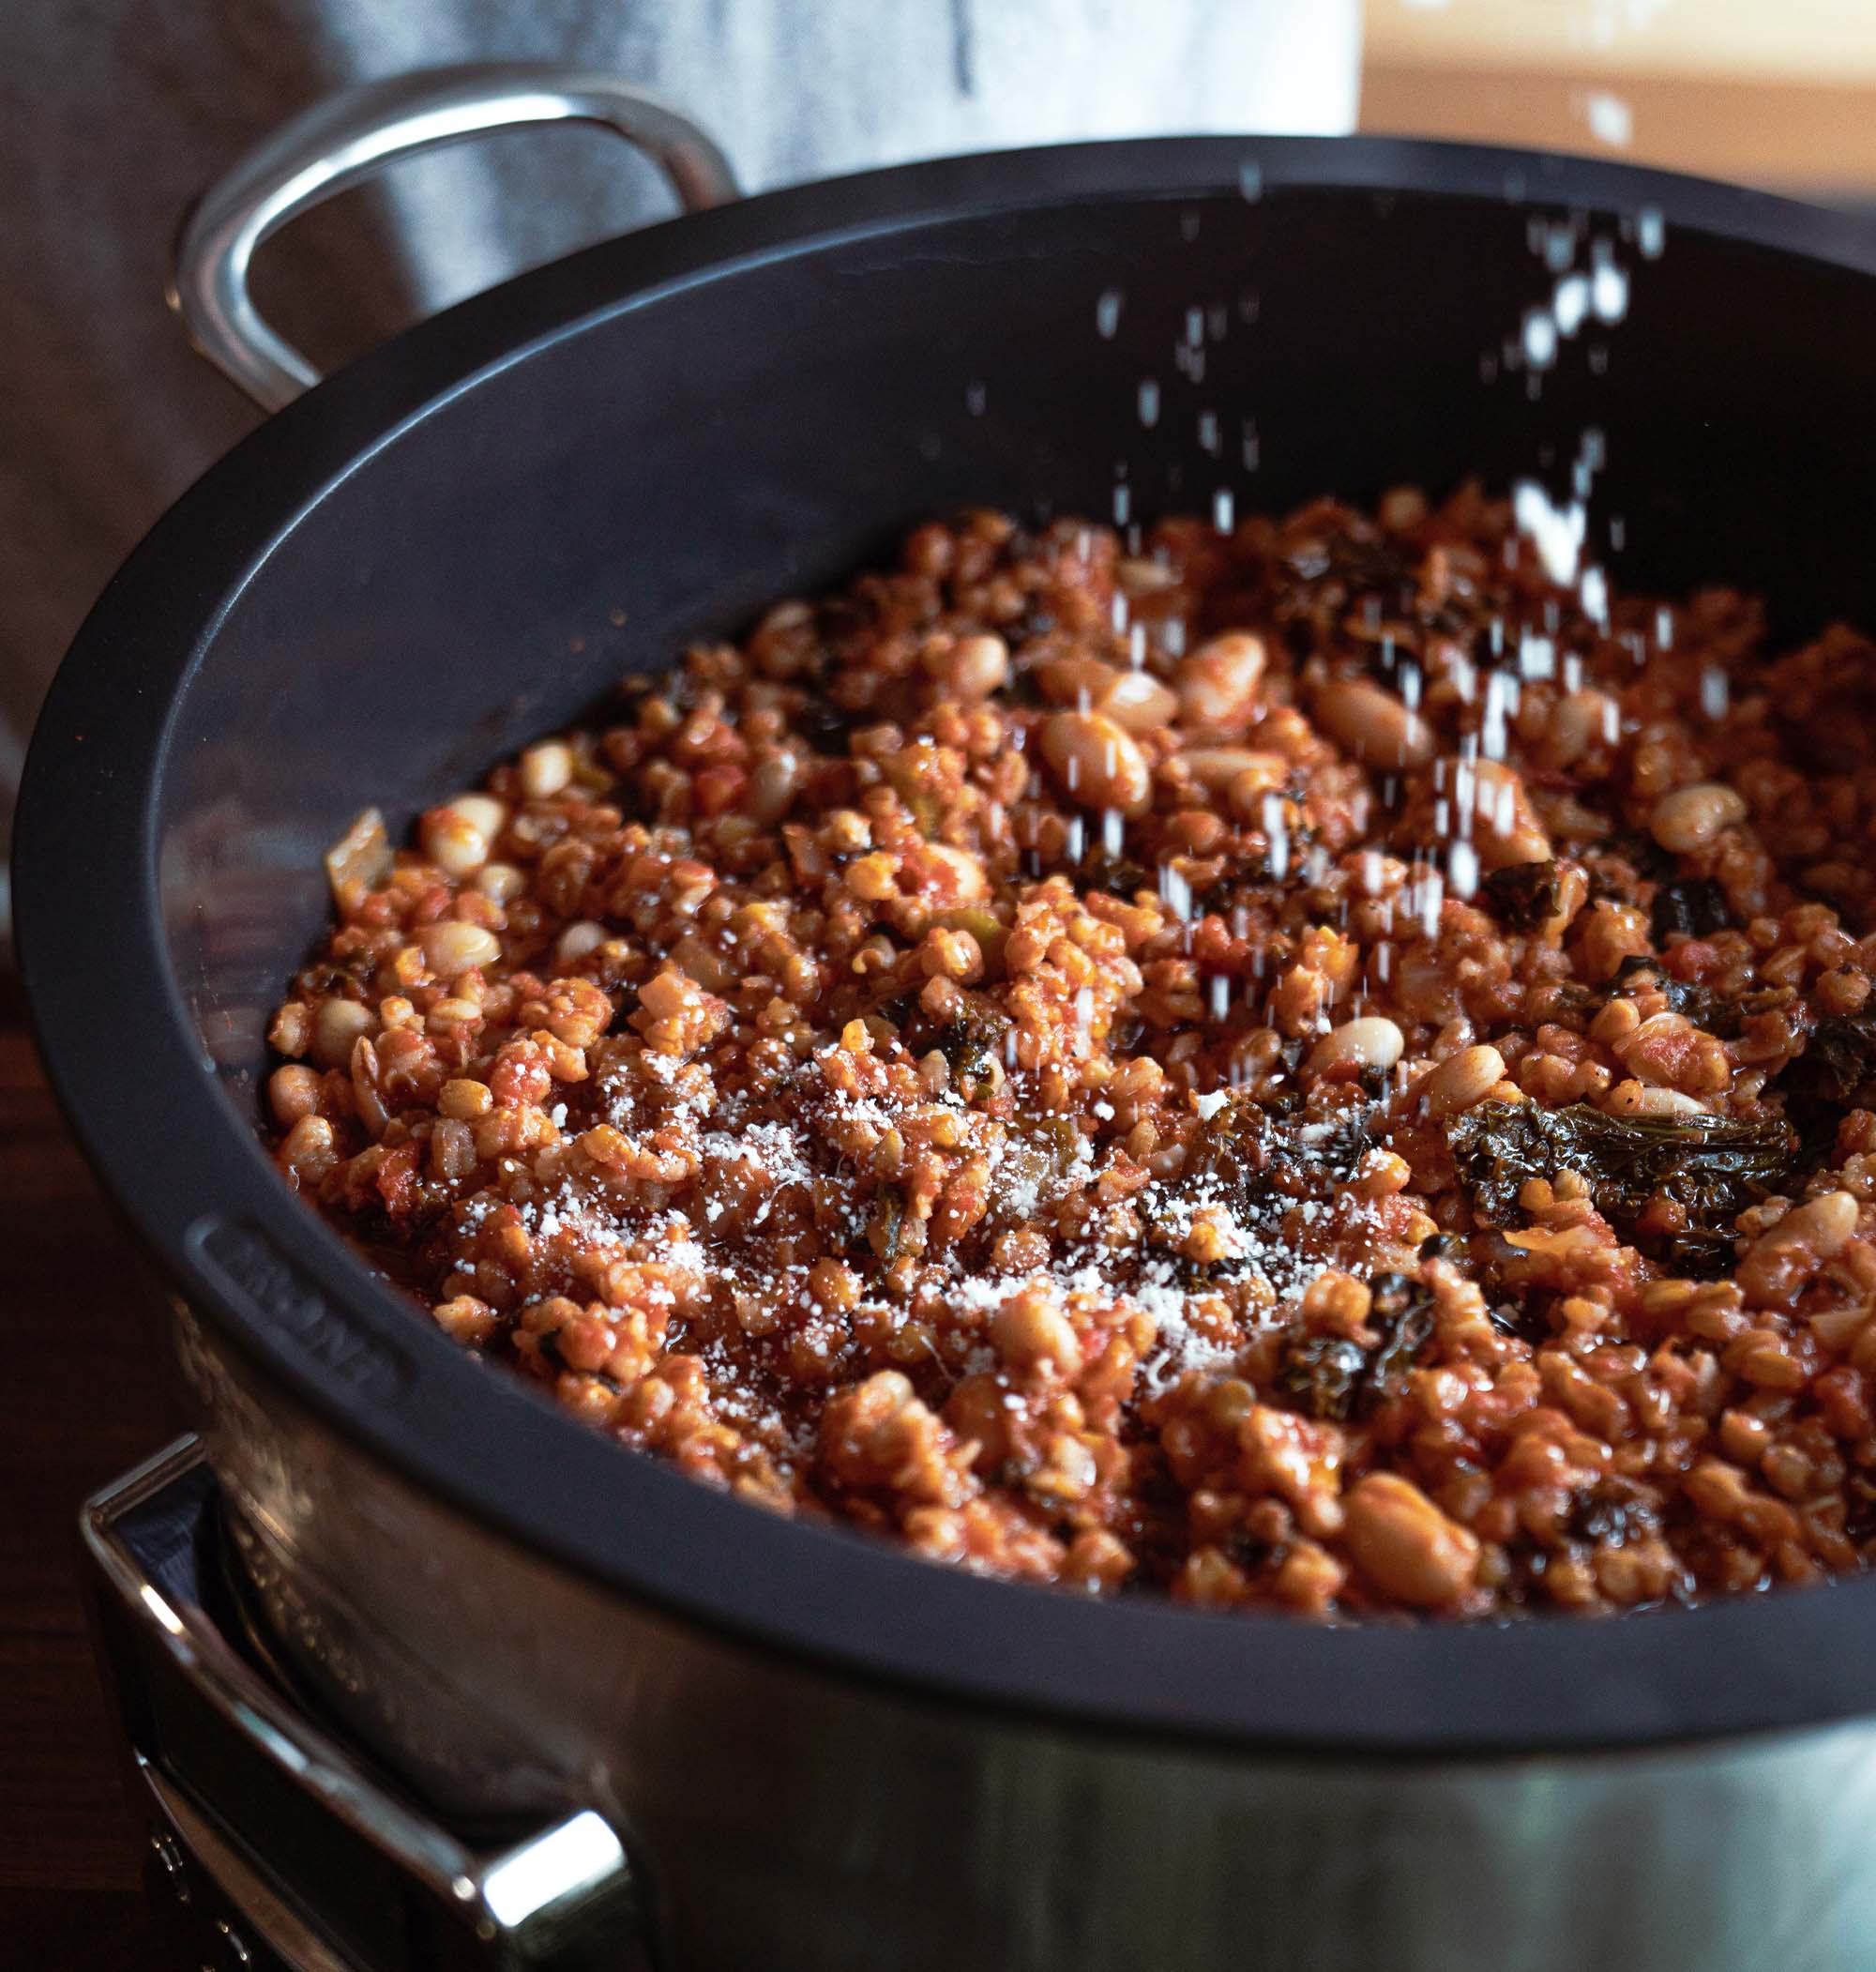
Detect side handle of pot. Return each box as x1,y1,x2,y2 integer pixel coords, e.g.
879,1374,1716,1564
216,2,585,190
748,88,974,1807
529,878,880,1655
83,1436,652,1972
168,61,741,412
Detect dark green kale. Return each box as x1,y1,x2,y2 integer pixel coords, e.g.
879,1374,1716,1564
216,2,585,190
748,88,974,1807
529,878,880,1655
1078,842,1151,901
1482,859,1566,933
1487,1300,1551,1345
1606,957,1792,1044
1274,1333,1369,1419
985,1114,1087,1234
1796,1014,1876,1104
1365,1272,1439,1396
1845,1473,1876,1547
1445,1100,1797,1246
1145,1097,1279,1272
1275,1271,1437,1421
1647,1229,1744,1280
1655,979,1742,1041
1610,961,1740,1039
1223,1532,1278,1575
1180,1091,1277,1208
1650,877,1732,944
926,997,1014,1098
1603,828,1680,889
870,1185,904,1263
1294,531,1471,635
1565,1477,1661,1549
1147,1093,1366,1282
1191,1092,1378,1212
792,700,859,755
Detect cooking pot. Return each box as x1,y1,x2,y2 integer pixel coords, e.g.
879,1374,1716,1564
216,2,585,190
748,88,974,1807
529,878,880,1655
21,62,1876,1972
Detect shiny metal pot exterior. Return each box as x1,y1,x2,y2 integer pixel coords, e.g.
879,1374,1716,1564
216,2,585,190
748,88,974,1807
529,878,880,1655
179,1302,1876,1972
28,68,1876,1972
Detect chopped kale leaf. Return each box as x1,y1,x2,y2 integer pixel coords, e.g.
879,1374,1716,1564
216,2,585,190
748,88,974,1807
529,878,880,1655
1798,1014,1876,1104
1180,1092,1278,1220
1445,1100,1796,1244
1276,1270,1437,1421
1651,1229,1744,1279
1079,842,1151,900
1566,1477,1660,1549
925,997,1014,1096
1487,1300,1551,1345
1650,877,1733,944
1274,1333,1369,1420
790,695,860,756
1606,958,1790,1043
1365,1272,1439,1403
1482,859,1566,933
1165,1093,1374,1258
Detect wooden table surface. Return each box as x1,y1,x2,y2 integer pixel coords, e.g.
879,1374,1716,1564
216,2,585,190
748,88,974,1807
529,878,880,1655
2,994,189,1968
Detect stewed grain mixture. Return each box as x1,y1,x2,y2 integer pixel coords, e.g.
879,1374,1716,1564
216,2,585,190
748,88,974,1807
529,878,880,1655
267,486,1876,1619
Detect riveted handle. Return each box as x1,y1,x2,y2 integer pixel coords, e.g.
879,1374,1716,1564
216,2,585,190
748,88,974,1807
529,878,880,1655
83,1437,649,1970
169,62,740,411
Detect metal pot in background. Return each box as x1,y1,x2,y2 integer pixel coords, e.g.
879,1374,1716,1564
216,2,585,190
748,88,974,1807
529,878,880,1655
24,64,1876,1972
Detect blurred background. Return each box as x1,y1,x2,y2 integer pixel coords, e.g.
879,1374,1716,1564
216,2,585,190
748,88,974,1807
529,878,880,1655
1362,0,1876,199
3,0,1876,871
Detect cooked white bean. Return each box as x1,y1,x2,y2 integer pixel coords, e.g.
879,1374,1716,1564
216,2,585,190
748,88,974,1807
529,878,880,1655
267,1063,322,1126
746,748,803,825
473,861,526,903
446,794,506,841
1548,688,1620,766
311,998,373,1069
1738,1191,1861,1306
556,920,608,964
1116,556,1181,593
1342,1474,1479,1607
947,633,1009,702
421,810,488,878
991,1296,1082,1373
1651,781,1747,855
1037,655,1179,732
1307,1016,1406,1076
1179,746,1287,794
1039,656,1118,705
1603,1082,1708,1118
1177,632,1265,731
1314,677,1436,769
1413,1043,1507,1118
420,921,502,978
1101,669,1179,734
1041,711,1152,815
279,1114,338,1185
519,741,573,799
1804,1191,1862,1248
422,794,507,876
1467,759,1551,869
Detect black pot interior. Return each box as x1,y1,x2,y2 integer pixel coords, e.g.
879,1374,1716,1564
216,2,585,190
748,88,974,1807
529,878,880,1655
31,144,1876,1752
162,177,1876,1115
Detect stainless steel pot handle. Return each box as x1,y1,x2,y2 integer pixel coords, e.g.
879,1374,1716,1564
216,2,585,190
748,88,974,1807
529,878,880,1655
84,1437,650,1970
170,61,741,412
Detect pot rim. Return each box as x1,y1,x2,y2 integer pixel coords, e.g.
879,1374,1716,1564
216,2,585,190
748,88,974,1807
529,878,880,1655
21,132,1876,1760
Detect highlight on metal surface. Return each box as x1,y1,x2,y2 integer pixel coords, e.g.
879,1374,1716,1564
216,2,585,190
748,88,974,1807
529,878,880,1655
168,63,741,410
